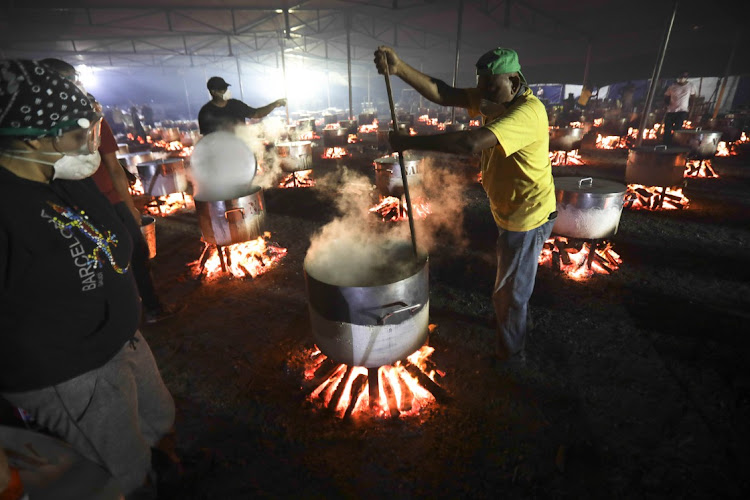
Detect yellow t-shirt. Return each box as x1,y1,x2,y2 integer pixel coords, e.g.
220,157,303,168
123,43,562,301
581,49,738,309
467,87,556,232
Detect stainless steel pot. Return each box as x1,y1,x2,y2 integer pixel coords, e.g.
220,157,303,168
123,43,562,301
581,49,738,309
600,117,629,136
276,141,313,172
549,127,585,151
373,154,425,197
136,158,188,196
338,120,356,134
118,151,164,174
322,126,348,147
358,112,376,125
195,186,265,246
626,146,689,187
553,177,626,239
304,244,429,367
444,123,466,132
140,216,156,259
296,118,316,133
117,143,129,155
671,129,722,159
159,127,180,142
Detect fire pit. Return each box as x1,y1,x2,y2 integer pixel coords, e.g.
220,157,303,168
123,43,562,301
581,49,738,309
322,124,348,148
625,146,690,210
672,129,722,178
304,240,429,368
549,127,585,165
303,240,445,418
193,186,276,278
276,141,315,187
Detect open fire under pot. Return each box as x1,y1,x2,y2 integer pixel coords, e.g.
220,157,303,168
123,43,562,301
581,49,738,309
371,154,429,221
194,186,266,278
625,146,690,210
303,243,447,418
671,129,722,178
540,177,625,279
549,127,585,165
276,140,314,187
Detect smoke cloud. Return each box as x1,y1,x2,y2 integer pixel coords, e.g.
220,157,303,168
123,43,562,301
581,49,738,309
304,154,472,287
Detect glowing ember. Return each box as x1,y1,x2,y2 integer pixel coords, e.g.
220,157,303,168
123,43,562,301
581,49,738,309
304,342,445,419
685,159,719,178
347,134,358,144
596,134,627,149
369,196,431,222
476,171,482,183
323,123,341,130
146,193,194,216
358,119,379,134
569,121,584,128
469,119,480,128
593,118,603,127
322,147,348,159
549,150,584,166
192,232,287,280
279,169,315,188
409,128,417,136
716,141,732,156
152,140,184,152
628,125,661,141
539,236,622,280
437,122,446,131
625,184,689,210
682,120,693,129
417,115,438,126
299,131,319,141
130,177,144,196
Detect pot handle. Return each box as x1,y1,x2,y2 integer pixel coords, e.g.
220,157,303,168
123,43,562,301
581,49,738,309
225,207,245,221
578,177,593,187
377,303,422,325
655,145,667,151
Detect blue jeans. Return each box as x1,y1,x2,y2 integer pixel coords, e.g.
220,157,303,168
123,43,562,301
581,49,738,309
493,219,555,358
663,111,687,145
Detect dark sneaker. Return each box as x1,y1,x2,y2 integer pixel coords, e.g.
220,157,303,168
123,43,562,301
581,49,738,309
494,349,527,371
143,304,182,325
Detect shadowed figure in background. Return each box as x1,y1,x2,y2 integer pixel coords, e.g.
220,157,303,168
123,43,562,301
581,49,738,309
663,71,696,145
197,76,286,136
374,46,556,366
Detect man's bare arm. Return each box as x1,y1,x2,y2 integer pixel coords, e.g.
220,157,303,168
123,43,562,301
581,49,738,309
390,128,501,156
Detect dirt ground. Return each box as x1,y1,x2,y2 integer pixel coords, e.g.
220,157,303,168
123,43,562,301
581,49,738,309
141,142,750,499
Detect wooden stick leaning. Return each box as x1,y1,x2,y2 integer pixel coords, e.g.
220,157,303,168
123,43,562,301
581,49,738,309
382,63,419,260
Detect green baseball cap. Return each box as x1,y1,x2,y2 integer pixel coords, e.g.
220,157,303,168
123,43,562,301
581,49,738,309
475,48,527,84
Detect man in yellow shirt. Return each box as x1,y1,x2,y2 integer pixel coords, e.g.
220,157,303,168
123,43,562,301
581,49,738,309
375,46,556,365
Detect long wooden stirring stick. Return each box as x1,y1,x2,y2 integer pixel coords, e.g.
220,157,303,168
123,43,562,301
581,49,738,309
382,59,419,259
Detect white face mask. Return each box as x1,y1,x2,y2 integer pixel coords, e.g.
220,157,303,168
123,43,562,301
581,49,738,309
222,89,232,101
52,151,101,180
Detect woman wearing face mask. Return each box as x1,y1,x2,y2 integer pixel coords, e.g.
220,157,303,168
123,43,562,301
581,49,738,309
0,59,176,498
197,75,286,135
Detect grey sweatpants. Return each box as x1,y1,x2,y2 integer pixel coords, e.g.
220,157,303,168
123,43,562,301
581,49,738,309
493,219,555,358
2,330,174,495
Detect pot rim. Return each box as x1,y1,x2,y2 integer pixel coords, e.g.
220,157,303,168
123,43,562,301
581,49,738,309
304,252,428,290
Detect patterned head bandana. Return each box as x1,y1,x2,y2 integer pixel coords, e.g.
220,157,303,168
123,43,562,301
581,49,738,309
0,59,100,139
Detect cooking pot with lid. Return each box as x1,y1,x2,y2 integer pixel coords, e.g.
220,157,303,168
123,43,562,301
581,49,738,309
276,141,313,172
553,177,626,239
195,186,265,246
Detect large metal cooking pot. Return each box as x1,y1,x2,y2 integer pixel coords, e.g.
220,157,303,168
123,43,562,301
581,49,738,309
444,123,466,132
136,158,188,196
296,118,316,133
195,186,265,246
322,126,348,147
553,177,626,240
600,117,629,136
140,215,156,259
549,127,585,151
626,146,689,187
374,154,425,197
358,112,376,125
118,151,164,174
304,243,429,367
276,141,313,172
671,129,722,160
338,119,357,134
117,143,129,155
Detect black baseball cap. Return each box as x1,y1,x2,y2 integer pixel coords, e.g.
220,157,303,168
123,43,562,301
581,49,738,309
207,76,231,91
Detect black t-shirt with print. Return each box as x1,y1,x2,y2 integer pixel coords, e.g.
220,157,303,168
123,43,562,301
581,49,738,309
198,99,257,135
0,167,140,392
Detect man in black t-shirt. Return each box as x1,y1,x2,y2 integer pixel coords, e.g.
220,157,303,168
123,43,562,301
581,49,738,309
198,76,286,135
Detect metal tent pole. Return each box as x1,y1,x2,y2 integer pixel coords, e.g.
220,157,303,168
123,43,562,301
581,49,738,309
279,33,290,124
711,29,741,120
235,57,245,101
450,0,464,123
346,14,353,120
635,0,678,148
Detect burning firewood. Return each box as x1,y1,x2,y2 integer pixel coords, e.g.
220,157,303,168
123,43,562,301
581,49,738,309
403,361,450,405
343,374,368,419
